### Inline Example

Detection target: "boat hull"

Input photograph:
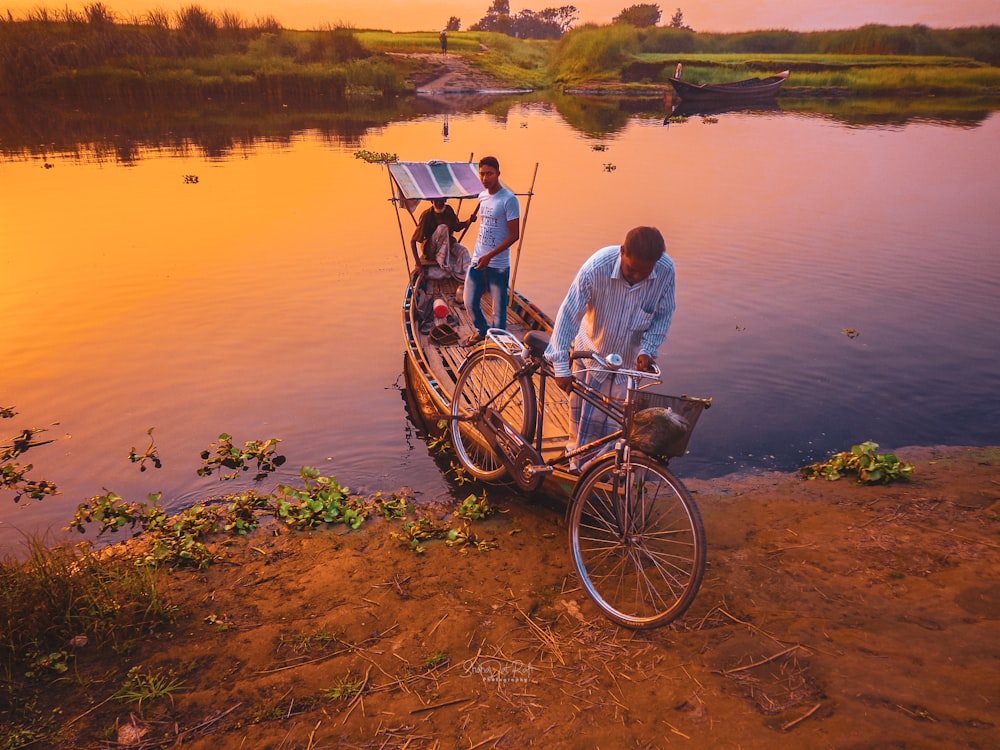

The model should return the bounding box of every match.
[401,270,580,501]
[669,71,789,103]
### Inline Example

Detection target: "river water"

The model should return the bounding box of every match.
[2,95,998,553]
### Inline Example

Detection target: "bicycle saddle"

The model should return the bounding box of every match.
[523,330,551,357]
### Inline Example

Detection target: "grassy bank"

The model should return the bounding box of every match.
[2,9,999,101]
[627,54,1000,96]
[549,24,1000,94]
[0,10,408,100]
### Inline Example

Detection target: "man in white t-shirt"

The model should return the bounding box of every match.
[462,156,520,345]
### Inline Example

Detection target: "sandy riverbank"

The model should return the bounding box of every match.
[17,444,1000,749]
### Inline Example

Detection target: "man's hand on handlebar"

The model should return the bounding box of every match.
[555,375,574,393]
[637,353,656,372]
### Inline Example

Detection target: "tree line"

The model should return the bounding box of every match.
[452,2,686,39]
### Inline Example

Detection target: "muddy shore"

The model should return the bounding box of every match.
[20,444,999,749]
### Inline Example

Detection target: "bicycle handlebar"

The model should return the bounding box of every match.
[483,328,662,385]
[569,349,661,382]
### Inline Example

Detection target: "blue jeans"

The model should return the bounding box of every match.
[464,265,510,337]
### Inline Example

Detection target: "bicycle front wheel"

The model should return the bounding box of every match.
[569,454,706,629]
[449,347,536,482]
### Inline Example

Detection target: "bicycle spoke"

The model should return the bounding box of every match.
[450,348,535,482]
[569,456,706,628]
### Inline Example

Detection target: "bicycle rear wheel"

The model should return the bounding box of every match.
[450,347,536,482]
[569,454,706,628]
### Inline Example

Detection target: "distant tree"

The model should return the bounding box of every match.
[613,3,661,28]
[669,7,691,30]
[470,0,512,34]
[521,5,578,38]
[470,2,577,39]
[446,16,461,31]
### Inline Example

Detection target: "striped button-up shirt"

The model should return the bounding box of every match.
[545,245,676,378]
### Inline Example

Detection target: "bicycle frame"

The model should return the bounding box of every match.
[482,328,661,477]
[453,329,709,628]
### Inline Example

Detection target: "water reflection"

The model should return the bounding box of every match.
[1,94,998,556]
[4,93,997,165]
[778,96,998,128]
[670,99,783,119]
[0,95,529,163]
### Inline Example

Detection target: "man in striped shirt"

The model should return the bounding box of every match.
[544,226,676,462]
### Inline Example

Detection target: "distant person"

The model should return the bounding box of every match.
[411,198,472,281]
[463,156,520,345]
[545,226,676,457]
[440,29,448,54]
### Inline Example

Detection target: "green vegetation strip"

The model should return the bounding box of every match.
[801,441,914,484]
[3,13,997,98]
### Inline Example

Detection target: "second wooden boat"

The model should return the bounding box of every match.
[669,67,789,103]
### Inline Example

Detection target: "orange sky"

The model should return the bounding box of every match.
[4,0,998,32]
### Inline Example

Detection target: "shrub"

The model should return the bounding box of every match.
[176,4,217,38]
[551,24,639,83]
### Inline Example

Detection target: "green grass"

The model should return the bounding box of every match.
[114,665,186,713]
[648,58,1000,96]
[635,52,986,68]
[550,24,639,84]
[0,538,177,742]
[472,34,553,89]
[623,53,1000,95]
[0,539,176,665]
[788,64,1000,94]
[356,30,484,54]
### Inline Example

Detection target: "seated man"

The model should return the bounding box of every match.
[411,198,474,281]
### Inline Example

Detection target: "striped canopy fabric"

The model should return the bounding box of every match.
[388,161,483,201]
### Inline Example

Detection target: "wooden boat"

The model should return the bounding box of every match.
[669,67,789,103]
[386,160,578,498]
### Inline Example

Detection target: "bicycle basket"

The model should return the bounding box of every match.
[627,391,710,459]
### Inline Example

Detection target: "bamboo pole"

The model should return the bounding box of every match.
[386,163,412,276]
[457,152,477,246]
[510,162,539,297]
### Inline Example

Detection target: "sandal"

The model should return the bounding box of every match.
[464,332,484,347]
[430,323,459,346]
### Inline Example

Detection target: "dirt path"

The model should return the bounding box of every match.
[397,52,531,94]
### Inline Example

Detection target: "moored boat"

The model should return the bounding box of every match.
[669,67,789,103]
[386,160,579,498]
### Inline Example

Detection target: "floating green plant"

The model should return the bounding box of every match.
[801,441,914,484]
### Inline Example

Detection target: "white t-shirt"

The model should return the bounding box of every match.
[472,186,520,269]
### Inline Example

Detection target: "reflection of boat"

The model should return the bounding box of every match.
[669,98,783,119]
[386,160,576,498]
[669,69,789,103]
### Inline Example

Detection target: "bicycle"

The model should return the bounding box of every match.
[449,327,711,629]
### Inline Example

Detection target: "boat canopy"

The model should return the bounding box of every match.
[388,161,483,201]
